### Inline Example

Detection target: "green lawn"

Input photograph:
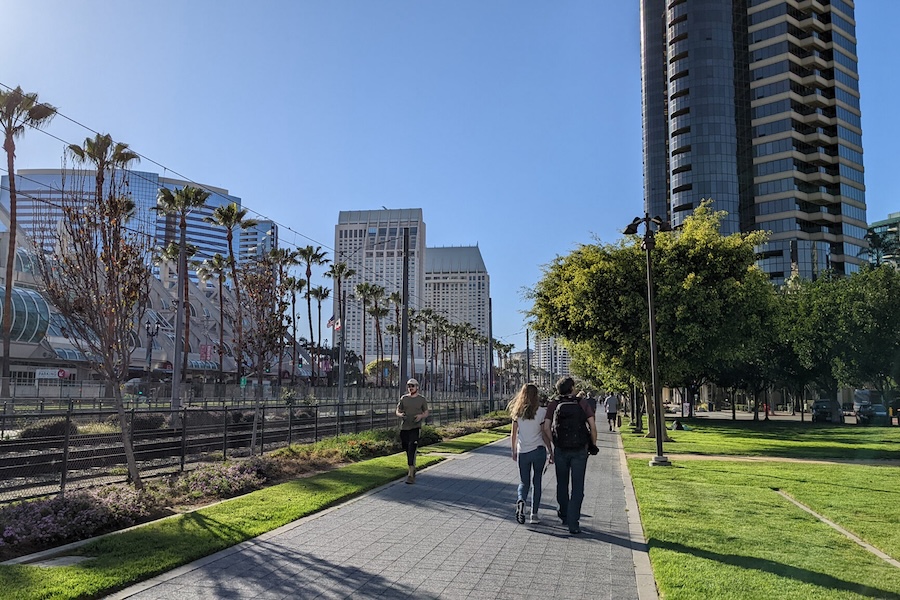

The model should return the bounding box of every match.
[623,419,900,600]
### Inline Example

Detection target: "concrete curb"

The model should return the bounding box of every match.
[616,433,659,600]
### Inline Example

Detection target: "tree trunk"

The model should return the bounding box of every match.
[112,386,143,489]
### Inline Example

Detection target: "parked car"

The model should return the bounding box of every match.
[855,400,874,425]
[812,399,844,423]
[870,404,890,425]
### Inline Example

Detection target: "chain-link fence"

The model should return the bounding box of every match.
[0,394,501,505]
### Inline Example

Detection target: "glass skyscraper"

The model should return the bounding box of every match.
[640,0,866,282]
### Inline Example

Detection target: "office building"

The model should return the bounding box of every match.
[424,245,491,374]
[867,213,900,267]
[1,169,242,263]
[239,221,278,262]
[333,209,426,364]
[531,335,571,382]
[640,0,867,281]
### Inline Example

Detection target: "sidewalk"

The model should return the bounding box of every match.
[107,429,657,600]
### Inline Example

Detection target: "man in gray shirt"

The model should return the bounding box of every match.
[604,393,619,431]
[396,378,429,484]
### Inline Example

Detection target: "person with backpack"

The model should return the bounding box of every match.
[509,383,553,524]
[542,376,598,534]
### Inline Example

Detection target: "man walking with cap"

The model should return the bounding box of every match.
[397,378,429,484]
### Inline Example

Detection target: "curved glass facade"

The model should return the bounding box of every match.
[640,0,867,283]
[0,287,51,343]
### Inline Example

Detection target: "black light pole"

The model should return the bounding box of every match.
[625,213,671,467]
[145,320,160,384]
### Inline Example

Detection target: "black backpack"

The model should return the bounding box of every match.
[551,398,589,449]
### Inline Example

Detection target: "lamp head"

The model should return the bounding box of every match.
[624,217,641,235]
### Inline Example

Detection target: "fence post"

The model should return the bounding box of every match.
[260,404,266,454]
[60,399,74,496]
[314,404,319,442]
[180,406,188,472]
[222,403,228,461]
[370,396,374,430]
[1,402,6,440]
[287,404,293,447]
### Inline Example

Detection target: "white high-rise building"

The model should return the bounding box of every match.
[424,245,490,370]
[531,335,571,383]
[333,209,426,365]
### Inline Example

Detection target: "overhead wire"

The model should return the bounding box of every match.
[0,82,514,346]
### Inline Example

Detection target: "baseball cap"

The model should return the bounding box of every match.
[407,378,419,386]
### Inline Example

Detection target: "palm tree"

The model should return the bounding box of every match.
[196,254,230,389]
[156,186,210,386]
[69,133,140,203]
[859,231,900,267]
[324,262,355,380]
[369,305,389,386]
[284,276,306,385]
[388,291,402,386]
[295,245,329,364]
[155,241,199,381]
[0,87,56,398]
[355,282,381,382]
[204,203,258,379]
[309,285,331,381]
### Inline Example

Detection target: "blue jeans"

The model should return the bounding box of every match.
[554,446,588,531]
[517,446,547,513]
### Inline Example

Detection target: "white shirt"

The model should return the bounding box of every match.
[515,406,547,454]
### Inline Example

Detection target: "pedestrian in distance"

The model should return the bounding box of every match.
[543,376,598,534]
[604,392,620,432]
[509,383,553,525]
[396,378,429,484]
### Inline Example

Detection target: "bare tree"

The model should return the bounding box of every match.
[35,142,152,488]
[240,253,291,453]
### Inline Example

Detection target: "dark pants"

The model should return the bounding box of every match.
[400,428,420,466]
[554,446,588,532]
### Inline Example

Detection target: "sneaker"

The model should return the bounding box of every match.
[529,513,541,524]
[569,527,582,535]
[609,425,613,431]
[557,509,567,524]
[516,500,526,524]
[405,475,415,484]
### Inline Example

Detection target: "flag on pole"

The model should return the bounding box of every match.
[327,315,336,328]
[334,318,342,331]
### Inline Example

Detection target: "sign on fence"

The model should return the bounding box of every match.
[35,368,67,380]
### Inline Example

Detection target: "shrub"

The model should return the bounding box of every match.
[131,413,166,431]
[418,425,442,446]
[19,418,77,439]
[0,486,158,559]
[172,459,267,500]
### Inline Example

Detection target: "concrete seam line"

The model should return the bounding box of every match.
[775,489,900,569]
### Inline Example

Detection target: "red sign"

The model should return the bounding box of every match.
[57,369,68,378]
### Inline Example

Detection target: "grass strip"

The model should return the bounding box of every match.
[418,430,506,454]
[0,452,445,600]
[630,459,900,600]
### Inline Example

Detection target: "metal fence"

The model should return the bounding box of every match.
[0,394,503,505]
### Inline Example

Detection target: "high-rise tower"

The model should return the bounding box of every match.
[640,0,866,281]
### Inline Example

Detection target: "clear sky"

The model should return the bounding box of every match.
[2,1,897,354]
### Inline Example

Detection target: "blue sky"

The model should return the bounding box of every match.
[2,1,897,354]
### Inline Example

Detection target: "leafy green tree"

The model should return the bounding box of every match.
[0,86,56,398]
[833,265,900,402]
[530,202,768,435]
[858,230,900,267]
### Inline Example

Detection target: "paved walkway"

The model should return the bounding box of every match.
[107,429,657,600]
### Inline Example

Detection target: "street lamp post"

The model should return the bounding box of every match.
[145,319,160,387]
[625,213,672,467]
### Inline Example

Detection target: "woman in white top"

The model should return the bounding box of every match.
[509,383,553,524]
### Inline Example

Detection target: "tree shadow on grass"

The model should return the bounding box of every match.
[653,539,900,599]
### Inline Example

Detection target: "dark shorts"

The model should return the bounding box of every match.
[607,412,617,420]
